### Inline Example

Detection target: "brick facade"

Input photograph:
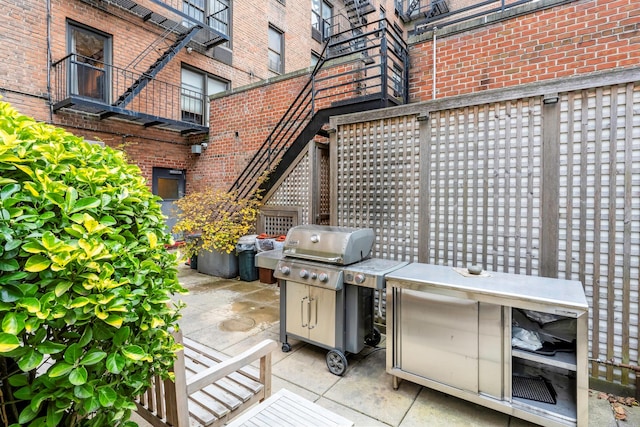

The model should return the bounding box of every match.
[0,0,335,189]
[409,0,640,101]
[2,0,637,193]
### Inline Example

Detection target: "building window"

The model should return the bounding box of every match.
[311,51,321,68]
[183,0,230,36]
[268,25,284,74]
[311,0,333,41]
[67,23,111,102]
[181,67,229,126]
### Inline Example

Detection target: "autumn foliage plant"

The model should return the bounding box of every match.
[172,188,262,256]
[0,100,186,426]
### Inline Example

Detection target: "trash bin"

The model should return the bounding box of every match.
[237,234,258,281]
[186,233,201,270]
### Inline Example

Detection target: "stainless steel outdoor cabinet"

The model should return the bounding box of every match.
[385,263,588,427]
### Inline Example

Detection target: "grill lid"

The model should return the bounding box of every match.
[282,225,374,265]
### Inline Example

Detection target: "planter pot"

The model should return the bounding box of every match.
[197,249,239,278]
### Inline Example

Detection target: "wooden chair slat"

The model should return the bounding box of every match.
[135,332,277,427]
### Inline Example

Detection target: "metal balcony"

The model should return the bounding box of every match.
[51,54,209,135]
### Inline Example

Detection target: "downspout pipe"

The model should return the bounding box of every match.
[47,0,53,122]
[432,26,437,100]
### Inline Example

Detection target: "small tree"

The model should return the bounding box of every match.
[0,100,186,426]
[173,189,262,256]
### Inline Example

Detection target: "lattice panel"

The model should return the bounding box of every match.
[318,145,330,225]
[425,100,543,275]
[336,117,421,261]
[559,83,640,387]
[265,153,310,224]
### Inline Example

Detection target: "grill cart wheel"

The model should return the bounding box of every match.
[365,327,381,347]
[326,349,348,376]
[282,342,291,352]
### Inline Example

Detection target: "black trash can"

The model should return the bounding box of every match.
[237,235,258,281]
[185,233,201,270]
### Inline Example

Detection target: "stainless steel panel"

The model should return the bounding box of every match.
[282,225,374,265]
[255,249,283,269]
[478,303,504,398]
[398,289,479,393]
[308,286,337,347]
[386,263,588,313]
[284,281,336,348]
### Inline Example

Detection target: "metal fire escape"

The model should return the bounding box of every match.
[230,6,409,201]
[51,0,229,134]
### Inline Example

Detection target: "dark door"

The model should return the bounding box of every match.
[152,167,186,240]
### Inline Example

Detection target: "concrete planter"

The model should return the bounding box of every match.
[197,249,238,278]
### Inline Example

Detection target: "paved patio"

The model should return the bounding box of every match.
[132,262,639,426]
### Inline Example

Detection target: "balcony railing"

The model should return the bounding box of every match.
[395,0,544,33]
[94,0,229,48]
[51,53,208,134]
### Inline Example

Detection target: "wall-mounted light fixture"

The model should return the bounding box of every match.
[191,142,208,154]
[543,93,559,105]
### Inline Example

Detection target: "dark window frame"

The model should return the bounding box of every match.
[268,25,284,74]
[180,64,230,126]
[66,21,112,103]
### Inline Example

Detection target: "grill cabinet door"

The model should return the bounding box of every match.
[285,281,310,338]
[308,286,336,347]
[284,281,336,348]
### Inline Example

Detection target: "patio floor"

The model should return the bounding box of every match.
[132,262,639,426]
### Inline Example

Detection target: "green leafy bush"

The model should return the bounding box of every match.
[0,100,186,426]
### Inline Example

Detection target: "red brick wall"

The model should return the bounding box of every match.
[197,57,374,192]
[196,73,310,192]
[409,0,640,101]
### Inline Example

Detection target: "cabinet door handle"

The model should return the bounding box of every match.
[308,297,317,329]
[300,296,308,327]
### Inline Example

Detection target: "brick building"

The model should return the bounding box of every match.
[1,0,639,398]
[0,0,399,229]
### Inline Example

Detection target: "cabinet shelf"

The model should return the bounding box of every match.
[512,358,577,423]
[512,348,577,371]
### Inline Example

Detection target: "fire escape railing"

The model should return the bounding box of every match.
[229,17,408,201]
[51,54,207,132]
[397,0,544,33]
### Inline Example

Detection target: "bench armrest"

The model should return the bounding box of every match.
[186,339,278,395]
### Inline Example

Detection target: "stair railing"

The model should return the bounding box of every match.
[229,17,408,201]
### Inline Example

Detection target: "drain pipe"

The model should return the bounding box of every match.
[46,0,53,122]
[432,26,437,100]
[590,358,640,399]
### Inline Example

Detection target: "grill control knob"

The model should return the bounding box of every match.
[280,265,291,275]
[354,273,366,284]
[318,272,329,283]
[310,234,320,243]
[299,269,309,279]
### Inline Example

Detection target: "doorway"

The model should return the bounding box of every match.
[152,167,186,240]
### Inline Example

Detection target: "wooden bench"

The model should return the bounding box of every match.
[135,331,278,427]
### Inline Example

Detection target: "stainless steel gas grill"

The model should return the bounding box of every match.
[273,225,407,376]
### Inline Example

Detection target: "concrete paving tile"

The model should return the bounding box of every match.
[324,346,420,426]
[317,397,390,427]
[272,344,342,395]
[272,377,321,402]
[587,391,623,427]
[399,387,509,427]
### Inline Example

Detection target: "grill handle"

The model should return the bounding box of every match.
[308,297,317,330]
[283,251,343,264]
[300,296,309,328]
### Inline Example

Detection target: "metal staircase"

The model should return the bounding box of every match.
[229,16,408,201]
[344,0,376,26]
[112,25,202,109]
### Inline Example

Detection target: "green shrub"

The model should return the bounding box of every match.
[0,100,186,426]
